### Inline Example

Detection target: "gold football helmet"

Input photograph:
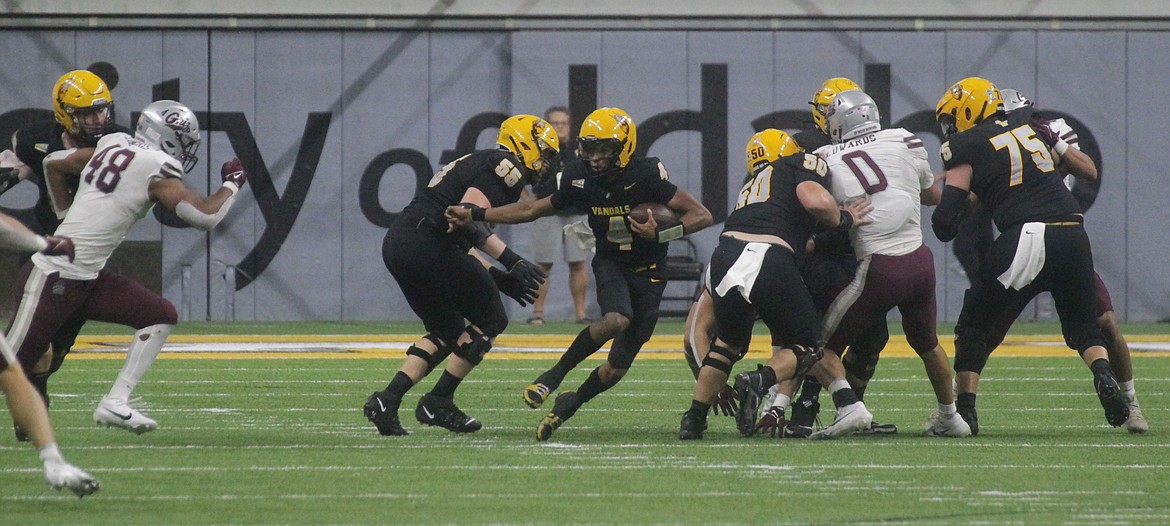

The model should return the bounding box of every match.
[577,107,636,177]
[498,114,560,184]
[810,77,860,134]
[936,77,1002,138]
[744,128,802,175]
[53,70,115,144]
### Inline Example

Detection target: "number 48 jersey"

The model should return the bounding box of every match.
[33,132,181,280]
[815,128,934,259]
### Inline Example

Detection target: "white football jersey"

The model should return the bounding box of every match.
[814,128,934,259]
[33,132,182,280]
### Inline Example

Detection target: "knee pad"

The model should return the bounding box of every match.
[453,325,492,366]
[702,342,741,375]
[842,350,878,383]
[790,344,824,379]
[953,326,992,375]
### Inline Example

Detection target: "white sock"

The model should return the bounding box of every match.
[38,443,63,464]
[106,324,173,402]
[938,402,957,416]
[771,394,792,410]
[828,379,850,394]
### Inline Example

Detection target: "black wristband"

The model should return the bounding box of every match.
[497,247,523,269]
[838,209,854,230]
[459,202,487,221]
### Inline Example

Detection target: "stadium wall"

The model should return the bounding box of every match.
[0,23,1166,322]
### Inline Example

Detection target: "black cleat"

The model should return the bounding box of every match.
[415,394,482,433]
[364,391,408,436]
[857,421,898,435]
[790,396,821,429]
[537,391,577,441]
[1094,370,1130,428]
[678,411,707,440]
[733,367,769,437]
[956,404,979,437]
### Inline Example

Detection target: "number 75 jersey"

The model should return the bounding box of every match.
[34,132,181,280]
[815,128,934,259]
[938,110,1081,232]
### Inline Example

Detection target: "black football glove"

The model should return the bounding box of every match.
[712,383,739,417]
[0,167,19,195]
[507,258,547,291]
[490,267,539,306]
[41,235,75,262]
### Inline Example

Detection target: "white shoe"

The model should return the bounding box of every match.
[809,402,872,440]
[1125,398,1149,434]
[94,398,157,434]
[923,409,972,437]
[44,460,100,497]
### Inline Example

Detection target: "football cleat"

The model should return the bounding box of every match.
[956,403,979,436]
[857,421,898,435]
[809,402,872,440]
[678,411,707,440]
[732,366,769,437]
[537,391,577,441]
[790,395,821,429]
[1093,369,1129,427]
[44,459,100,498]
[1124,396,1149,434]
[363,391,408,436]
[93,398,157,434]
[523,382,552,409]
[415,394,482,433]
[923,409,972,438]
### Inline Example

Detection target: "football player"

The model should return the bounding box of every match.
[676,126,869,440]
[0,213,98,497]
[812,89,969,438]
[446,107,714,441]
[0,70,133,437]
[932,77,1126,435]
[363,114,554,436]
[6,100,249,435]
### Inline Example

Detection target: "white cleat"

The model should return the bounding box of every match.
[809,402,872,440]
[1125,398,1149,434]
[94,398,157,434]
[44,460,100,497]
[923,409,972,437]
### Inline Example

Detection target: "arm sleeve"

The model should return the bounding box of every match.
[931,185,970,242]
[175,194,237,231]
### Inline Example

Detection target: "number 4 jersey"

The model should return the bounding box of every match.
[815,128,934,259]
[33,132,182,280]
[939,110,1081,232]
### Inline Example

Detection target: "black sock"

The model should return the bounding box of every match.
[28,372,51,407]
[831,387,860,408]
[384,371,414,398]
[854,384,868,402]
[797,376,822,401]
[544,328,604,389]
[575,367,612,406]
[1089,358,1112,377]
[688,400,711,417]
[428,371,463,399]
[956,392,977,410]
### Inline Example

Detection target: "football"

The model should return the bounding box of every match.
[628,202,680,228]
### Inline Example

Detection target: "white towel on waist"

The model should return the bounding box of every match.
[714,242,770,302]
[997,222,1046,290]
[563,220,596,252]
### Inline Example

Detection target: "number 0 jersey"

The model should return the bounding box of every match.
[550,157,677,267]
[33,132,181,280]
[395,149,527,232]
[815,128,934,259]
[941,110,1082,232]
[723,152,826,251]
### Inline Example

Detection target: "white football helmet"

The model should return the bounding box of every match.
[826,89,881,144]
[135,100,201,172]
[999,88,1034,112]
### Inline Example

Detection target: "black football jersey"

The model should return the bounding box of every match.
[13,119,132,233]
[723,152,827,251]
[941,111,1082,232]
[550,157,678,266]
[396,149,527,231]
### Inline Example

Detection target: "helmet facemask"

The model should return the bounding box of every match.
[577,137,624,178]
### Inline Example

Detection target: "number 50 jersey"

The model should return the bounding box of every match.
[33,132,182,280]
[939,110,1082,232]
[815,128,934,259]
